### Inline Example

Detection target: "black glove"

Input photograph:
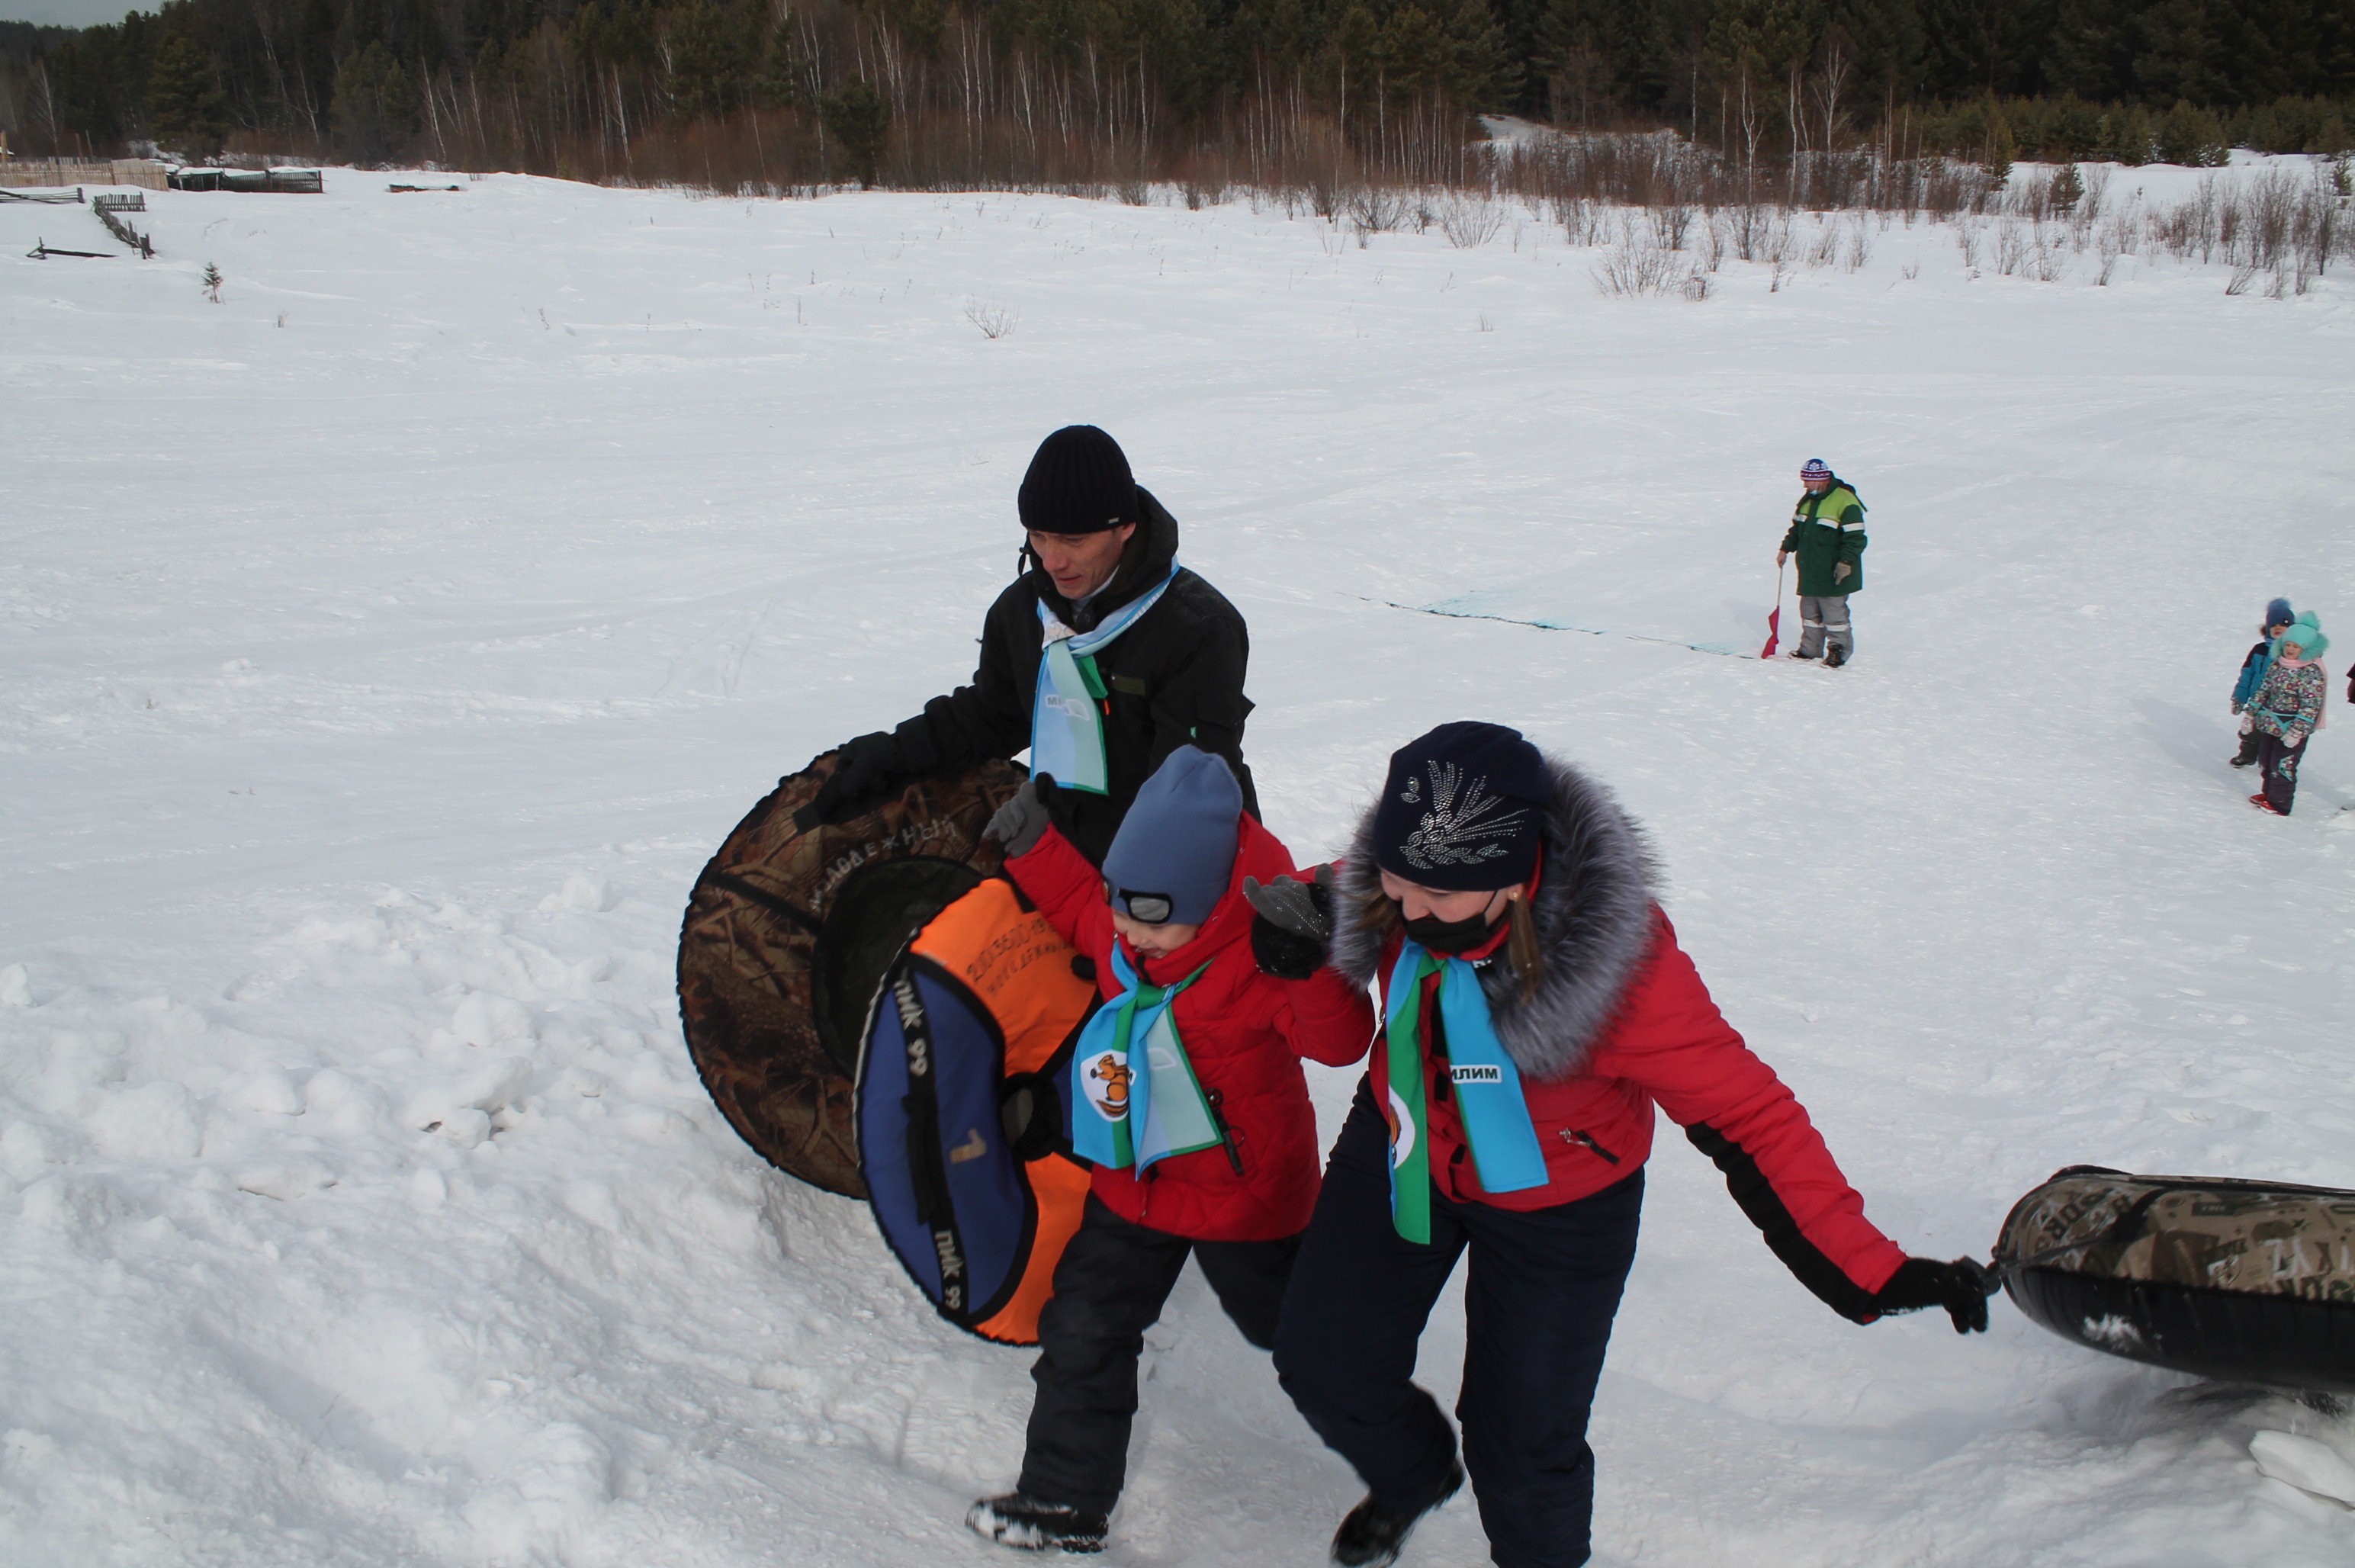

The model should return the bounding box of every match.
[1871,1256,1996,1334]
[984,777,1058,859]
[1243,864,1336,981]
[794,731,902,831]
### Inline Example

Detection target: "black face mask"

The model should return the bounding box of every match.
[1401,901,1510,956]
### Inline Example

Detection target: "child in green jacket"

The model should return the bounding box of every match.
[1777,459,1868,667]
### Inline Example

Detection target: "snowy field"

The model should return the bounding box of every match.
[3,160,2353,1567]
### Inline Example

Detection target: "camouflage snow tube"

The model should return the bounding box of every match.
[676,753,1028,1197]
[1994,1166,2355,1393]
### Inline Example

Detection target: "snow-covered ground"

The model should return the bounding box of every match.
[3,162,2352,1566]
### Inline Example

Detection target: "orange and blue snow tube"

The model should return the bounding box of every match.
[856,876,1097,1345]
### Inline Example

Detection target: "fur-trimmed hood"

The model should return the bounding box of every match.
[1329,754,1658,1083]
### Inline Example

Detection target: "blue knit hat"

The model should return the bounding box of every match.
[1371,722,1552,892]
[2264,597,2295,633]
[2279,611,2328,660]
[1100,747,1242,926]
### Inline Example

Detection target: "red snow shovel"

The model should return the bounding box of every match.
[1760,562,1785,658]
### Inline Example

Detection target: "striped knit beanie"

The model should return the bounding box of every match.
[1801,458,1833,484]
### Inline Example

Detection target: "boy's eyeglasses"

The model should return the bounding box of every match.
[1116,889,1175,924]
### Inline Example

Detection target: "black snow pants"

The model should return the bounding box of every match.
[1017,1193,1300,1515]
[1273,1081,1644,1568]
[2256,731,2306,813]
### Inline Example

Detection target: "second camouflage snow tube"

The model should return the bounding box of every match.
[676,752,1028,1197]
[1994,1165,2355,1393]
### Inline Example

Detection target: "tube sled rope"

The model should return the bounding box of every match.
[857,878,1097,1345]
[676,753,1028,1197]
[1994,1166,2355,1393]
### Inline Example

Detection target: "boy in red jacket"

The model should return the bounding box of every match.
[966,747,1373,1554]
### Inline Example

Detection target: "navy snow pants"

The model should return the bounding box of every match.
[2255,731,2305,814]
[1017,1193,1300,1514]
[1274,1081,1643,1568]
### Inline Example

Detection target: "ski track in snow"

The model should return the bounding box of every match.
[3,162,2353,1566]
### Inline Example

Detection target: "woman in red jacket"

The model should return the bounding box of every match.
[969,746,1373,1554]
[1264,722,1990,1568]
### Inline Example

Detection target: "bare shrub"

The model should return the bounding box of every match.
[1436,193,1506,249]
[962,297,1018,338]
[1725,202,1771,262]
[2079,165,2111,223]
[1555,195,1605,246]
[1698,215,1726,272]
[1845,218,1871,272]
[1993,218,2029,276]
[1592,227,1683,297]
[1646,202,1694,251]
[1955,219,1981,272]
[1807,222,1841,268]
[2225,265,2257,295]
[1348,185,1408,239]
[2029,227,2069,282]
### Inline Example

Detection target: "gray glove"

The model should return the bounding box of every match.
[984,777,1054,859]
[1243,865,1336,980]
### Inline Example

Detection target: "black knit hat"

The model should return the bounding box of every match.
[1371,722,1550,891]
[1018,426,1139,535]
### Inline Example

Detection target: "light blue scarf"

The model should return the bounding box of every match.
[1070,943,1219,1172]
[1030,565,1180,793]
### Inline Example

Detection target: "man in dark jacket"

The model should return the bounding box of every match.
[800,426,1256,866]
[1777,458,1868,667]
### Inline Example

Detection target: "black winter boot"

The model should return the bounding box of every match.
[1824,644,1849,668]
[967,1493,1110,1554]
[1329,1461,1463,1567]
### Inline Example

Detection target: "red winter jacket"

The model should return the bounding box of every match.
[1006,815,1374,1242]
[1330,762,1909,1322]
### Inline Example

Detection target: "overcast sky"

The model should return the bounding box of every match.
[6,0,145,30]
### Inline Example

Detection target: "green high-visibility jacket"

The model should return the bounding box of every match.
[1780,482,1867,596]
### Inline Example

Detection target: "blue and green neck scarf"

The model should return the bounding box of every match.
[1071,943,1219,1172]
[1381,940,1549,1242]
[1031,565,1179,795]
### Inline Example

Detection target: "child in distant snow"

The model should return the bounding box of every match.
[2230,597,2295,768]
[2245,612,2328,817]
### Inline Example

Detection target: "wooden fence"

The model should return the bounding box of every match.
[0,159,169,191]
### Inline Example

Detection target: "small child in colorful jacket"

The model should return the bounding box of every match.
[2247,612,2329,816]
[2230,596,2295,768]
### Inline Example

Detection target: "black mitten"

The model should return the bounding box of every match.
[1871,1256,1996,1334]
[795,731,903,831]
[1243,865,1336,981]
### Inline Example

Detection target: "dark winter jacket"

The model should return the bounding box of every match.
[1328,758,1909,1322]
[1006,815,1373,1242]
[2231,638,2277,711]
[877,490,1255,866]
[1779,481,1868,597]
